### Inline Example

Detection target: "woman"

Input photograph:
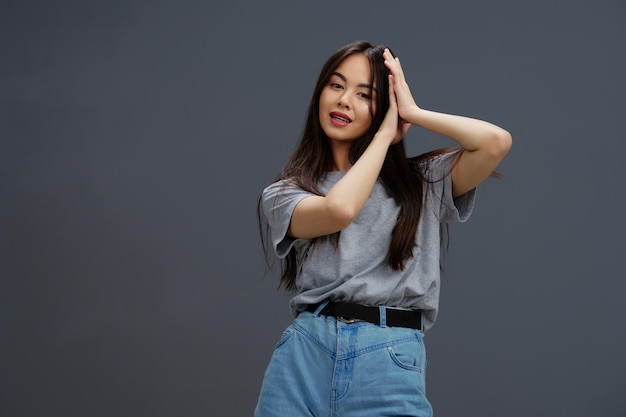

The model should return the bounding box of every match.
[255,40,511,417]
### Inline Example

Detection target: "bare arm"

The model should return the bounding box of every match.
[383,49,512,197]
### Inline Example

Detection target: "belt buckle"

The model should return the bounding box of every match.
[338,316,357,324]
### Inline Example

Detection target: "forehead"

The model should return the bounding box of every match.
[332,54,372,84]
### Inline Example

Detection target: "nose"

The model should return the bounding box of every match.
[338,92,351,110]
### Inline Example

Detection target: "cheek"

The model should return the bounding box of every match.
[319,91,333,112]
[359,103,374,125]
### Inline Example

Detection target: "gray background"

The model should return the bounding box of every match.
[1,1,625,416]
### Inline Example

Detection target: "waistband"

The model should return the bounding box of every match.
[305,300,424,331]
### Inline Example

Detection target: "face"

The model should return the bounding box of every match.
[318,53,376,145]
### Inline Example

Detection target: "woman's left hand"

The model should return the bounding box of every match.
[383,48,512,197]
[383,48,419,123]
[378,74,411,144]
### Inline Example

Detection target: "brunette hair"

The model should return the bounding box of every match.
[258,41,454,291]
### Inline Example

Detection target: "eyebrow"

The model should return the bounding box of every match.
[331,71,377,92]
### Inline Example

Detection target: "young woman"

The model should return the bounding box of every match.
[255,41,511,417]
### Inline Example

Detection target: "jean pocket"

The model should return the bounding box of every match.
[387,339,424,372]
[275,326,296,349]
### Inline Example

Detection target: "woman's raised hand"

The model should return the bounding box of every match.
[383,48,419,122]
[378,74,410,144]
[383,49,512,198]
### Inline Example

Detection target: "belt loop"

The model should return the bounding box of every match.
[378,306,387,328]
[420,311,424,332]
[313,300,330,317]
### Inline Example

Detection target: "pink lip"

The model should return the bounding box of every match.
[330,111,352,126]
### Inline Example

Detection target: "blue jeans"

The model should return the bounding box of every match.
[254,307,433,417]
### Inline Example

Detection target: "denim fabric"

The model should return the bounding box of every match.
[254,311,432,417]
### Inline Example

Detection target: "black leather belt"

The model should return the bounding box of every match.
[305,301,423,330]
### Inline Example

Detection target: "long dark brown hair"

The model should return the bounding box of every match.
[258,41,454,291]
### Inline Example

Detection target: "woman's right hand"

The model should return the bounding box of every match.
[383,48,420,124]
[377,74,410,145]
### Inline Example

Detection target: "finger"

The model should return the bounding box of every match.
[389,74,403,99]
[401,121,411,136]
[387,75,398,108]
[392,57,406,80]
[385,62,405,87]
[383,49,399,71]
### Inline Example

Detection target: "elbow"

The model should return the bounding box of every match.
[326,201,358,231]
[488,128,512,160]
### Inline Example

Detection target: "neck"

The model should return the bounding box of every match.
[329,142,353,171]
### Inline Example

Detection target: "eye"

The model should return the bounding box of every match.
[357,92,371,100]
[330,82,343,89]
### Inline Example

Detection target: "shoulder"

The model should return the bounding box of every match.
[262,178,289,196]
[261,178,316,218]
[262,178,304,197]
[262,178,298,207]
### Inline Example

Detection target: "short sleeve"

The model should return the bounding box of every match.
[423,150,476,223]
[260,180,313,258]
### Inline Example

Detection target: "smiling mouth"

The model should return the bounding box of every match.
[330,112,352,124]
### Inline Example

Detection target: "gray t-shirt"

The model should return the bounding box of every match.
[260,151,475,331]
